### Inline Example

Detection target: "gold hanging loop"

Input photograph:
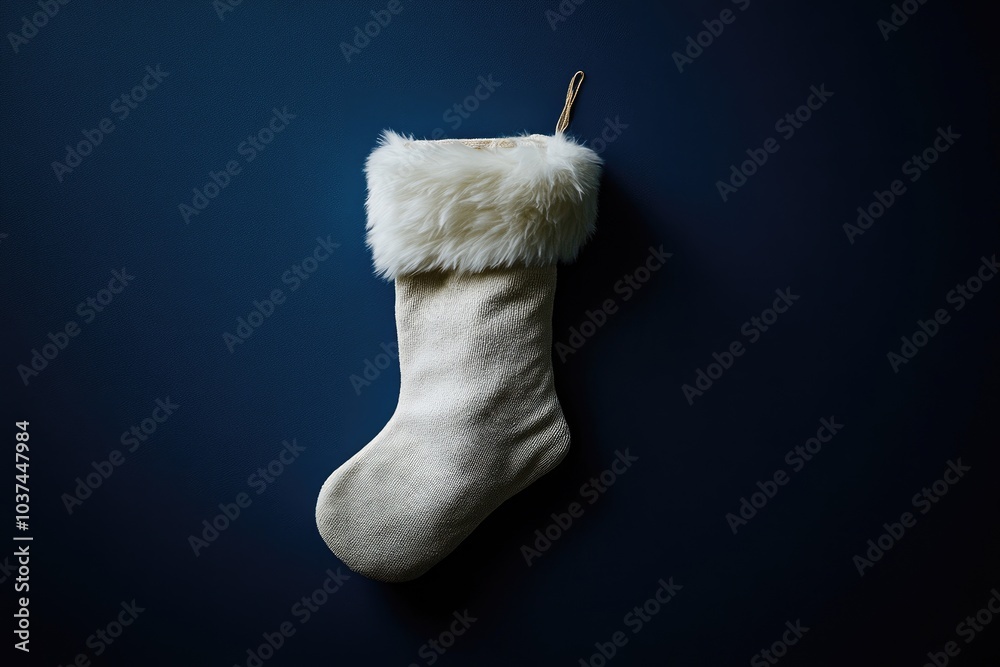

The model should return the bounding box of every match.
[555,70,585,134]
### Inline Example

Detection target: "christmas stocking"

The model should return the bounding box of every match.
[316,73,602,581]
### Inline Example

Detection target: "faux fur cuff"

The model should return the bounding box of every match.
[364,130,602,279]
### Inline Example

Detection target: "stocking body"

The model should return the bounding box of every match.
[317,266,568,581]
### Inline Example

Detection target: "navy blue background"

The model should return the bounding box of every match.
[3,1,998,665]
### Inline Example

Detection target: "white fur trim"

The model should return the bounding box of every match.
[364,130,602,278]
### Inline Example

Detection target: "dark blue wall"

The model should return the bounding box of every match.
[3,1,998,665]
